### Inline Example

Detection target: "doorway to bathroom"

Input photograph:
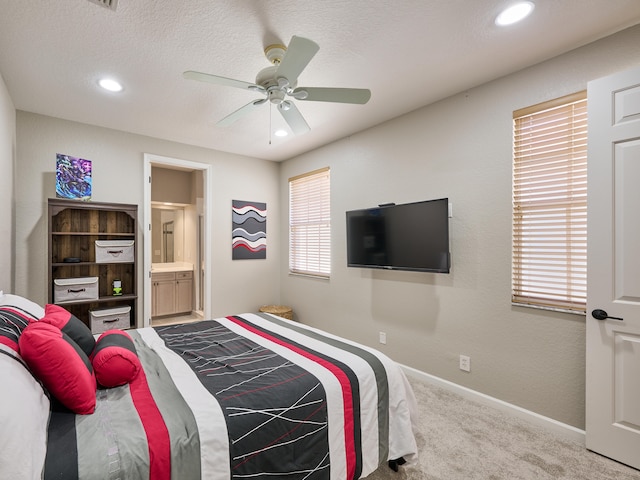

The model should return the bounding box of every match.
[142,154,213,327]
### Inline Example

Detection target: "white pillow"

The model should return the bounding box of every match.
[0,292,45,319]
[0,344,50,479]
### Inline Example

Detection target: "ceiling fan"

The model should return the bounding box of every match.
[183,36,371,135]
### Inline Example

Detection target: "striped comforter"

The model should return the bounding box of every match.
[44,313,419,480]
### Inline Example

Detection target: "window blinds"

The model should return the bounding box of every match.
[289,167,331,277]
[512,92,587,313]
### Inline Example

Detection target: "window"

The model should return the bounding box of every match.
[289,167,331,277]
[512,92,587,314]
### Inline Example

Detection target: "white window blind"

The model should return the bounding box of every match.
[512,91,587,313]
[289,167,331,277]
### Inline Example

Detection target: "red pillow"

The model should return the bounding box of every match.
[91,330,141,388]
[18,322,96,414]
[41,304,96,357]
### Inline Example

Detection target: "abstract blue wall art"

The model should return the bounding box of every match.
[56,153,92,200]
[232,200,266,260]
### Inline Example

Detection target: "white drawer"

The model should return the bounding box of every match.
[176,271,193,280]
[54,277,99,303]
[95,240,135,263]
[89,306,131,334]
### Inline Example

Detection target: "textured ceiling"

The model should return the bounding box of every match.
[1,0,640,161]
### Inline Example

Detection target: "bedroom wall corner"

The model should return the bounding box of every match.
[0,71,16,293]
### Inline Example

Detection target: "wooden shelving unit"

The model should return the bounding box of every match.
[48,198,138,328]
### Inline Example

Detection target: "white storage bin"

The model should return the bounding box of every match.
[54,277,99,303]
[90,306,131,334]
[95,240,135,263]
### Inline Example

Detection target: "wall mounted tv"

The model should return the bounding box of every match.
[346,198,450,273]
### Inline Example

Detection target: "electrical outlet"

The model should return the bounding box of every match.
[379,332,387,345]
[459,355,471,372]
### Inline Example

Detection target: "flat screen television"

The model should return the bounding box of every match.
[346,198,450,273]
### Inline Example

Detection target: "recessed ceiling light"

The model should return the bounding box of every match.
[98,78,123,92]
[495,1,534,26]
[274,129,288,137]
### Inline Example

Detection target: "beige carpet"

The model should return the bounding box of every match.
[151,312,203,327]
[364,376,640,480]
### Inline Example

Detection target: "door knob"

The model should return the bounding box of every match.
[591,309,623,321]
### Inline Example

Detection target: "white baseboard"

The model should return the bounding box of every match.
[400,364,586,445]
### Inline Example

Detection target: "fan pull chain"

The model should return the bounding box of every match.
[269,102,272,145]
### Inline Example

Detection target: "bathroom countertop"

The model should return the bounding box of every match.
[151,263,193,273]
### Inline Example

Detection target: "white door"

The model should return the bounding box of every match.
[586,65,640,470]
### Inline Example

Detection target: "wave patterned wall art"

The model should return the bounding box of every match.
[232,200,266,260]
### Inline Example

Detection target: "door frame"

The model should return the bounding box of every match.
[142,153,213,327]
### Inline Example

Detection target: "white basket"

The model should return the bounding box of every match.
[54,277,99,303]
[95,240,135,263]
[89,305,131,334]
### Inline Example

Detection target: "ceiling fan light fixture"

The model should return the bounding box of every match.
[270,90,286,105]
[495,1,534,26]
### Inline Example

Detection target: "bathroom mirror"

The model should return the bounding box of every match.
[152,206,185,263]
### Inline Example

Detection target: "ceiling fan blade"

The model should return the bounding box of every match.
[183,70,265,94]
[278,101,310,135]
[292,87,371,104]
[275,36,320,84]
[217,98,267,127]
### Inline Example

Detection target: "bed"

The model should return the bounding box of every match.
[0,293,418,480]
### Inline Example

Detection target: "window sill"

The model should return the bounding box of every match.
[512,302,586,317]
[288,272,330,281]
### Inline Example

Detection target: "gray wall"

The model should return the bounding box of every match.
[0,73,15,293]
[14,112,281,320]
[279,25,640,429]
